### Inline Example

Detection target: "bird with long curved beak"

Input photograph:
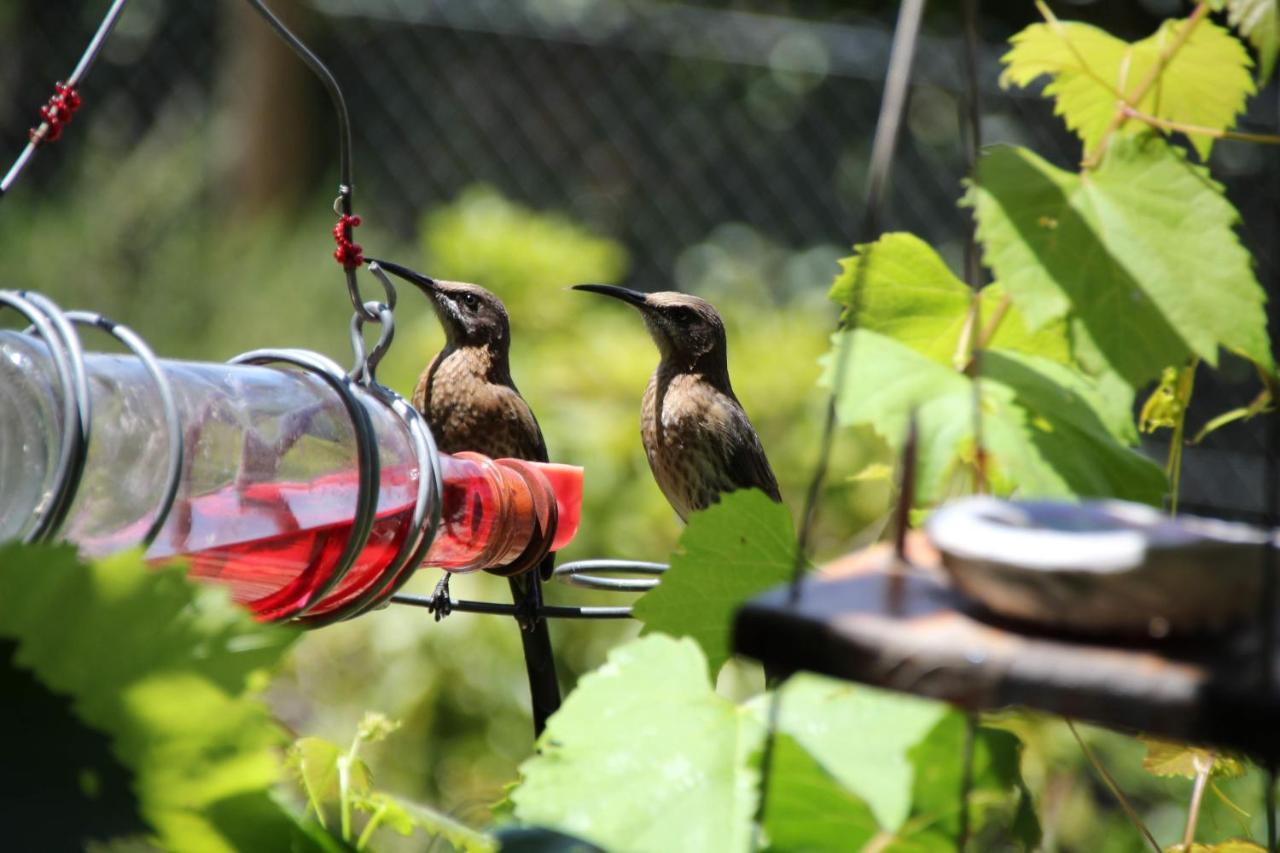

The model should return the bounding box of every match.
[573,284,780,521]
[374,259,561,735]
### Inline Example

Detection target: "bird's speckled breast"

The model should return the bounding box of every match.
[415,347,545,461]
[642,369,745,521]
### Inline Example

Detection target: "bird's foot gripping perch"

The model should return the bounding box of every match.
[511,573,547,633]
[426,573,453,622]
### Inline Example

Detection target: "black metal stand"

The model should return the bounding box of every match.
[388,558,665,736]
[511,574,560,737]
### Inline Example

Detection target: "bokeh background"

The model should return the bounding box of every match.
[3,1,1279,850]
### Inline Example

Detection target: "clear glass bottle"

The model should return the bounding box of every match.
[0,330,582,621]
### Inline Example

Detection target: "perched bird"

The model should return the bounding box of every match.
[573,285,780,520]
[374,260,560,734]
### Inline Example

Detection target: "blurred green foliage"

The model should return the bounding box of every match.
[0,122,886,827]
[2,102,1272,850]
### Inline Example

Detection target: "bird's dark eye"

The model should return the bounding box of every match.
[672,306,697,323]
[460,293,479,310]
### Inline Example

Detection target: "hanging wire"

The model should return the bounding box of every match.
[954,2,984,845]
[956,711,978,852]
[240,0,375,322]
[959,0,988,495]
[1263,77,1280,853]
[755,1,928,842]
[0,0,131,194]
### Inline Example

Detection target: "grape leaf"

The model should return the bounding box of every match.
[631,489,798,677]
[762,733,880,852]
[823,330,1166,503]
[510,635,763,853]
[1001,15,1255,160]
[1227,0,1280,82]
[890,714,1040,851]
[828,232,1070,367]
[1140,737,1245,779]
[746,675,946,831]
[286,737,373,818]
[0,545,329,852]
[353,792,498,852]
[965,140,1273,387]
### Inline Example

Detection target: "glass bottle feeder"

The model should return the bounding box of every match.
[0,291,583,626]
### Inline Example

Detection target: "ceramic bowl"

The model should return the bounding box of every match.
[924,497,1272,637]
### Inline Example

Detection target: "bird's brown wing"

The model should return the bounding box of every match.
[488,381,549,463]
[726,408,781,503]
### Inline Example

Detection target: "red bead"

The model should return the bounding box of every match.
[331,212,365,268]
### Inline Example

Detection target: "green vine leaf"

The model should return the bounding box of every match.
[762,733,880,852]
[1168,841,1267,852]
[1140,737,1245,780]
[631,490,798,677]
[1001,13,1256,160]
[286,737,372,822]
[823,330,1167,504]
[966,140,1273,388]
[0,545,334,852]
[510,635,763,853]
[746,675,947,831]
[895,714,1040,851]
[1227,0,1280,82]
[352,792,497,852]
[828,232,1070,367]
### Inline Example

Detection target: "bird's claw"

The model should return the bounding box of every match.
[428,574,453,622]
[514,576,545,633]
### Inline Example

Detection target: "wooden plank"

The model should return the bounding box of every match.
[733,533,1280,760]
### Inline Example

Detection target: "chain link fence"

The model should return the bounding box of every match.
[3,0,1279,520]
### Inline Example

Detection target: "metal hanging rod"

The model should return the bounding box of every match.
[1,0,131,194]
[389,593,635,620]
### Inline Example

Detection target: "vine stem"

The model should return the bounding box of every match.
[1081,1,1211,168]
[1066,719,1162,853]
[1120,105,1280,145]
[975,293,1012,350]
[356,802,388,850]
[1166,359,1198,516]
[1181,751,1214,850]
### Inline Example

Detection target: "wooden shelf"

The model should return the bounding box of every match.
[733,533,1280,761]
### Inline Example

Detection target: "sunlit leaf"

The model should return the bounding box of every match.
[762,733,880,852]
[1140,737,1246,779]
[824,330,1166,504]
[353,792,497,852]
[828,232,1070,367]
[891,714,1040,851]
[286,737,372,818]
[0,545,330,852]
[511,635,763,853]
[746,675,945,831]
[632,490,799,676]
[1227,0,1280,82]
[1167,841,1266,852]
[966,140,1273,387]
[1001,14,1255,159]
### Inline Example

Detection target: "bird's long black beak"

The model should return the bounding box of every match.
[370,258,437,294]
[572,283,649,307]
